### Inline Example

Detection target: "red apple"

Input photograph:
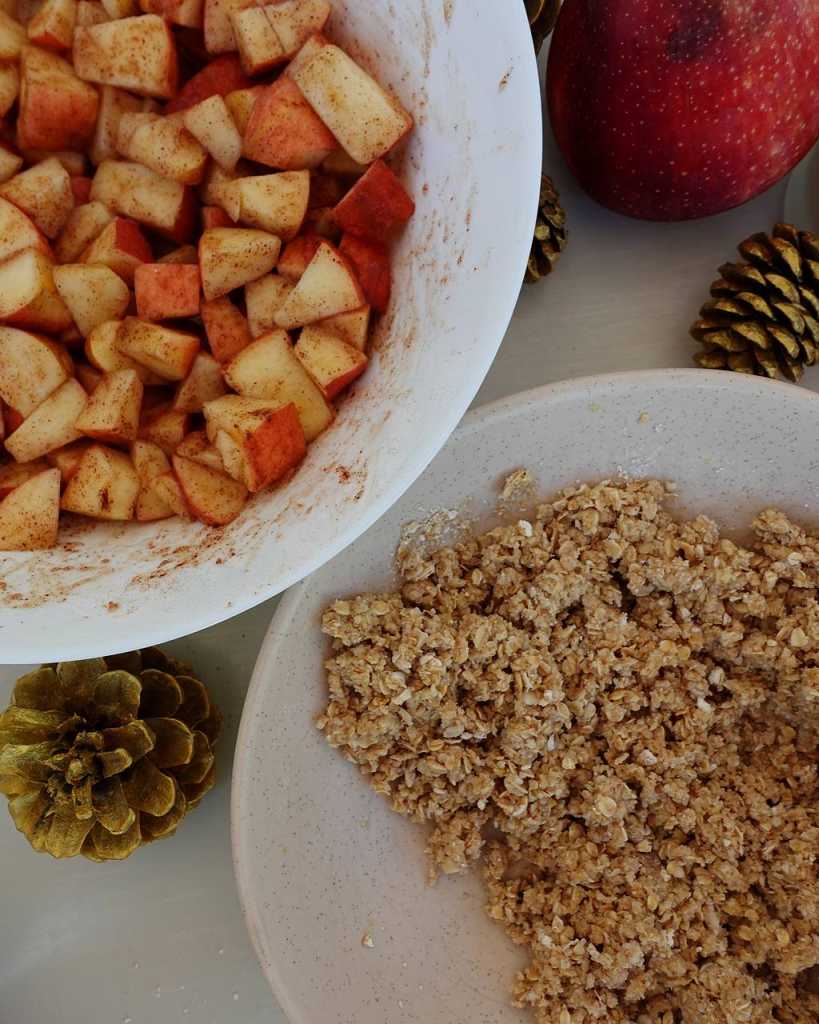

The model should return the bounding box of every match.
[547,0,819,221]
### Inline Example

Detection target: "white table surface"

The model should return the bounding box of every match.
[1,71,816,1024]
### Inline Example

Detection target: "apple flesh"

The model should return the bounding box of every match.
[0,467,61,549]
[547,0,819,221]
[4,378,86,462]
[201,294,252,361]
[61,443,140,520]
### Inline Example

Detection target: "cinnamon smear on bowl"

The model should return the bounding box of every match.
[318,479,819,1023]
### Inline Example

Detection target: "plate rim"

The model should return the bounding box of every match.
[231,366,819,1019]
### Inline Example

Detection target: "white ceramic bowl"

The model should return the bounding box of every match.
[233,370,819,1024]
[0,0,541,662]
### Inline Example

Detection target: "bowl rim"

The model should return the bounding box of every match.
[230,366,819,1020]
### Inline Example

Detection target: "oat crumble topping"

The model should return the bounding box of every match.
[318,480,819,1023]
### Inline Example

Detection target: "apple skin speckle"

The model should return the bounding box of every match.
[546,0,819,221]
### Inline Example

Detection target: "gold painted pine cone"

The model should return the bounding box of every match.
[691,223,819,382]
[525,0,561,53]
[526,174,567,283]
[0,648,221,861]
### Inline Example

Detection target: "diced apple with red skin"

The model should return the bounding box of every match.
[0,250,72,332]
[338,234,391,313]
[117,317,200,381]
[158,244,198,265]
[131,437,174,520]
[102,0,138,18]
[19,148,89,177]
[201,204,234,230]
[182,95,241,172]
[0,326,72,415]
[61,443,139,520]
[173,351,225,412]
[0,157,73,238]
[91,160,197,243]
[223,329,333,441]
[201,295,251,362]
[293,44,413,165]
[47,438,92,482]
[0,10,27,58]
[0,60,18,117]
[0,143,23,185]
[18,45,99,151]
[75,362,102,393]
[294,323,368,399]
[199,226,280,300]
[140,0,203,29]
[242,77,337,171]
[199,161,243,221]
[320,305,370,350]
[275,240,363,329]
[224,84,261,133]
[0,467,61,549]
[165,53,248,113]
[230,5,283,76]
[172,453,246,525]
[138,403,188,452]
[203,393,306,491]
[53,263,130,336]
[56,201,113,263]
[175,429,224,471]
[27,0,76,51]
[276,233,321,282]
[203,0,257,55]
[116,112,207,186]
[135,263,200,320]
[75,367,142,444]
[4,379,86,462]
[85,320,165,385]
[71,176,93,204]
[333,159,415,243]
[245,273,293,338]
[265,0,329,58]
[0,195,50,265]
[74,15,178,99]
[234,170,308,241]
[81,218,152,285]
[91,85,141,166]
[0,457,50,498]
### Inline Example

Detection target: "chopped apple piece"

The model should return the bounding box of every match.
[234,170,308,241]
[274,240,363,329]
[53,263,130,336]
[264,0,329,59]
[158,244,198,265]
[242,76,337,170]
[230,5,283,75]
[203,393,306,491]
[319,304,370,350]
[293,44,413,165]
[173,351,225,412]
[282,30,329,80]
[152,469,190,517]
[4,379,86,462]
[172,453,246,525]
[199,226,280,300]
[75,367,142,443]
[338,234,391,312]
[223,329,332,440]
[0,156,73,238]
[81,217,151,284]
[0,467,61,549]
[199,160,243,220]
[131,438,172,519]
[75,362,102,393]
[135,263,200,320]
[61,443,139,519]
[138,403,188,452]
[165,52,248,113]
[55,201,113,262]
[0,9,27,58]
[90,84,141,166]
[117,317,200,381]
[201,294,251,362]
[47,439,92,482]
[71,175,93,204]
[73,15,178,98]
[85,320,165,386]
[116,111,207,185]
[0,195,50,263]
[334,159,414,243]
[91,160,197,242]
[0,59,18,116]
[203,0,254,54]
[18,44,100,151]
[223,84,261,133]
[140,0,203,29]
[0,457,50,497]
[0,327,71,415]
[0,249,72,332]
[175,429,223,469]
[0,143,22,185]
[27,0,76,51]
[182,94,241,171]
[202,204,234,230]
[245,273,293,337]
[76,0,108,25]
[276,232,321,282]
[294,323,367,399]
[101,0,137,17]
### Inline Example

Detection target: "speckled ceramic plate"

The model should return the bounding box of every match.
[233,370,819,1024]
